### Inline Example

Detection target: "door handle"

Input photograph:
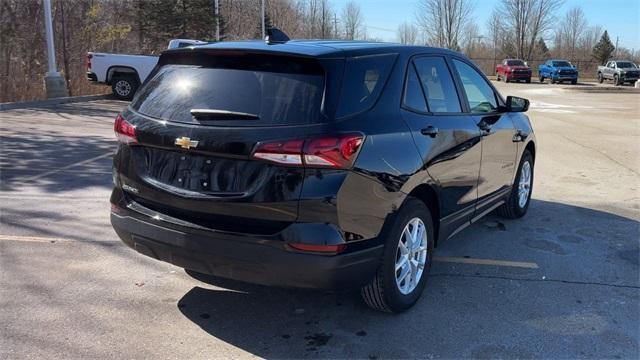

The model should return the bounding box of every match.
[513,129,529,142]
[477,120,491,132]
[421,126,439,138]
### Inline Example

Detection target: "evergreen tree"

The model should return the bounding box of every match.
[592,30,615,65]
[535,37,549,59]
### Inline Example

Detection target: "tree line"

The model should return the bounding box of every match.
[1,0,637,103]
[400,0,637,75]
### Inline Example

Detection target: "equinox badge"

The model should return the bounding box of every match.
[175,137,199,149]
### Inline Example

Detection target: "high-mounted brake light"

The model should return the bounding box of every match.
[251,134,363,169]
[114,114,138,144]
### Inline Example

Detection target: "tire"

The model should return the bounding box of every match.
[551,78,556,84]
[525,77,531,83]
[497,150,534,219]
[597,73,603,83]
[571,79,577,85]
[614,74,620,86]
[504,76,510,83]
[111,75,139,100]
[361,197,434,313]
[539,76,545,83]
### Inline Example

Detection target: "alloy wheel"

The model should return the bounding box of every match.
[115,80,132,97]
[395,217,428,295]
[518,161,532,208]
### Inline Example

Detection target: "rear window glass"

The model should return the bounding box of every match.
[336,54,397,118]
[131,64,324,126]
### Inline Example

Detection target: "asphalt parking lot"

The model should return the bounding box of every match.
[1,81,638,359]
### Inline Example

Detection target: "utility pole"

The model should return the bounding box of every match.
[43,0,68,98]
[261,0,265,39]
[615,36,619,59]
[214,0,220,41]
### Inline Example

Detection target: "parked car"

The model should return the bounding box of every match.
[538,59,578,84]
[110,40,536,313]
[597,60,640,86]
[496,59,532,83]
[86,39,206,100]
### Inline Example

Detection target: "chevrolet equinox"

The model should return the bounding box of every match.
[110,40,536,313]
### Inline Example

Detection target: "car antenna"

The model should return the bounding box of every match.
[265,27,290,45]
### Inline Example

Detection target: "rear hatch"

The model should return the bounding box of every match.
[116,50,343,234]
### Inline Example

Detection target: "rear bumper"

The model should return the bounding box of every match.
[110,207,383,290]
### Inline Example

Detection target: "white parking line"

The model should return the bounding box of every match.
[22,152,113,181]
[434,256,539,269]
[0,234,73,243]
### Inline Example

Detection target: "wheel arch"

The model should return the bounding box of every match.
[107,66,140,85]
[405,184,441,246]
[524,140,536,163]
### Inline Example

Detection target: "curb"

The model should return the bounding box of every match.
[0,94,114,111]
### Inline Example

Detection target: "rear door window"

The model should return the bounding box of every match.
[412,56,461,113]
[131,62,325,126]
[403,64,428,113]
[336,54,397,118]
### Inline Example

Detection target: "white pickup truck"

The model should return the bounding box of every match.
[86,39,206,100]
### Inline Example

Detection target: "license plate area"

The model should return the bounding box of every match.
[134,147,264,194]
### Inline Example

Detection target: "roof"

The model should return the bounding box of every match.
[167,39,461,58]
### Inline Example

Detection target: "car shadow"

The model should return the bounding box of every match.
[176,199,639,358]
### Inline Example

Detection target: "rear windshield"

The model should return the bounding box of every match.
[336,54,397,118]
[507,60,525,66]
[131,62,324,126]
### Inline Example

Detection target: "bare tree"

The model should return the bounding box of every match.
[342,1,364,40]
[500,0,562,60]
[416,0,474,50]
[560,6,588,60]
[397,21,418,44]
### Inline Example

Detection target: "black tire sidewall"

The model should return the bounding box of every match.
[379,198,434,312]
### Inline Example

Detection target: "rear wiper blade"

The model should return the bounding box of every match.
[190,109,259,120]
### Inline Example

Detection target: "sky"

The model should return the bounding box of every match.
[350,0,640,50]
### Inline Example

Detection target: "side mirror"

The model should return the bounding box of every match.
[506,96,529,112]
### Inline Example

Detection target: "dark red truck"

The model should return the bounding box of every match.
[496,59,532,83]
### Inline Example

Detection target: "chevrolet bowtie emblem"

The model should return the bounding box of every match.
[175,137,199,149]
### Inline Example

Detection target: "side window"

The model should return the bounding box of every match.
[413,57,461,113]
[452,59,498,114]
[403,64,428,112]
[336,54,397,118]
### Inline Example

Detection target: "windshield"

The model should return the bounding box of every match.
[552,61,572,67]
[131,64,324,126]
[507,60,525,66]
[617,62,637,69]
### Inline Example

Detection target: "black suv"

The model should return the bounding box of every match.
[110,40,536,313]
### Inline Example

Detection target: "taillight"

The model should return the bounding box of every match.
[251,134,364,169]
[114,114,137,144]
[86,53,92,71]
[252,139,304,166]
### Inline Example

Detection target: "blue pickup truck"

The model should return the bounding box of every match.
[538,59,579,84]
